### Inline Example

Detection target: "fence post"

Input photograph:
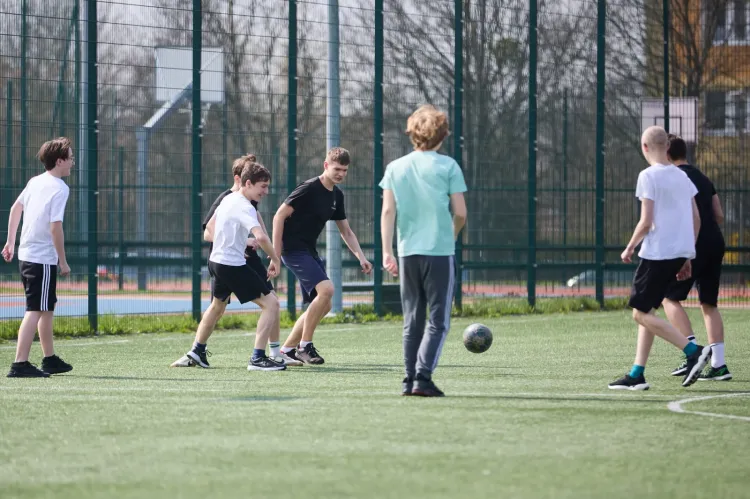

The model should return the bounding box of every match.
[454,0,464,310]
[562,88,568,253]
[373,0,384,316]
[286,0,298,319]
[5,81,12,211]
[86,0,98,332]
[595,0,606,307]
[191,0,203,323]
[118,146,125,291]
[662,0,670,133]
[527,0,538,308]
[21,0,27,179]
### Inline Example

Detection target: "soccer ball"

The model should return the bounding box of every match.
[462,323,493,353]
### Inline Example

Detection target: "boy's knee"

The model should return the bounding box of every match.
[632,308,647,323]
[260,293,280,312]
[316,281,334,301]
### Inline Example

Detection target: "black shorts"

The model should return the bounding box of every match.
[208,253,274,303]
[628,258,686,313]
[665,247,725,306]
[19,261,57,312]
[281,251,329,304]
[208,260,270,304]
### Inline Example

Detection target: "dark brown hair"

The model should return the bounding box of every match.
[325,147,351,166]
[241,162,271,186]
[232,153,257,177]
[667,134,688,162]
[37,137,72,171]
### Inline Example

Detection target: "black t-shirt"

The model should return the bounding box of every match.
[282,177,346,255]
[678,164,724,252]
[203,189,260,260]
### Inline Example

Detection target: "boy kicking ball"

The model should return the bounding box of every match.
[609,126,710,391]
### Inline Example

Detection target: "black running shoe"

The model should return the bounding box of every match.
[412,375,445,397]
[671,357,688,376]
[296,343,324,365]
[7,361,50,378]
[186,348,211,368]
[41,355,73,375]
[248,355,286,371]
[402,377,413,396]
[682,345,712,387]
[698,365,732,381]
[608,374,649,391]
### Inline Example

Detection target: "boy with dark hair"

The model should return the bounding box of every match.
[3,137,75,377]
[663,135,731,381]
[272,147,373,365]
[608,126,710,390]
[380,104,468,397]
[174,161,286,371]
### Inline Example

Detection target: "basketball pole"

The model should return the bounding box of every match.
[326,0,343,314]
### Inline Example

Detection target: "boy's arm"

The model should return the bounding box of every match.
[203,214,217,242]
[691,197,701,244]
[246,212,268,251]
[335,219,373,274]
[50,222,70,276]
[621,198,654,263]
[450,192,467,240]
[712,194,725,225]
[2,199,24,262]
[251,226,280,278]
[380,189,398,277]
[272,203,294,258]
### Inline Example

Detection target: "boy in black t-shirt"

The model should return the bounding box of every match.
[663,135,731,381]
[272,147,373,365]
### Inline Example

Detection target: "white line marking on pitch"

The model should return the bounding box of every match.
[0,339,130,350]
[667,392,750,421]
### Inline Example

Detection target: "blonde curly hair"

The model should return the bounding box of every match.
[406,105,449,151]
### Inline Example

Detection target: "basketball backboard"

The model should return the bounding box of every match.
[155,46,224,103]
[641,97,698,142]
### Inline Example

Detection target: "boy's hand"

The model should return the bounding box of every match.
[620,247,634,264]
[383,253,398,277]
[676,260,692,281]
[267,258,280,279]
[2,242,13,263]
[247,239,260,251]
[359,258,373,275]
[59,262,71,276]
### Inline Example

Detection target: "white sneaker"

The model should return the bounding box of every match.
[170,355,195,368]
[275,353,303,367]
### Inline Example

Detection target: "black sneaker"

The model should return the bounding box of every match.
[412,375,445,397]
[186,348,211,368]
[402,377,413,396]
[41,355,73,375]
[671,357,688,376]
[608,374,649,391]
[698,365,732,381]
[7,361,50,378]
[682,345,712,387]
[248,355,286,371]
[296,343,324,365]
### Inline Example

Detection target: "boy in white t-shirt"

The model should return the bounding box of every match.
[175,161,286,371]
[2,138,74,378]
[608,126,711,390]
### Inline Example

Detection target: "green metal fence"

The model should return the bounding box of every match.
[1,0,749,334]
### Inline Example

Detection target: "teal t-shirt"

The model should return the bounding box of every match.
[379,151,467,257]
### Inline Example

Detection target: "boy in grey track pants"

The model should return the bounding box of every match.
[379,105,468,397]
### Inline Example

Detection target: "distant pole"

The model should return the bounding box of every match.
[191,0,203,322]
[21,0,27,179]
[79,0,89,249]
[527,0,538,308]
[86,0,98,331]
[454,0,464,309]
[373,0,384,316]
[562,88,568,252]
[5,82,13,212]
[118,147,125,291]
[595,0,606,307]
[326,0,343,314]
[286,0,298,318]
[663,0,670,133]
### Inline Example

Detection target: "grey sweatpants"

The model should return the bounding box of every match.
[400,255,455,380]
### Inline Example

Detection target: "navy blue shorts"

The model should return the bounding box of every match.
[282,251,328,304]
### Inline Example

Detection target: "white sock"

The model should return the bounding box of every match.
[710,342,725,368]
[687,335,697,344]
[300,340,312,349]
[281,346,294,354]
[269,342,281,357]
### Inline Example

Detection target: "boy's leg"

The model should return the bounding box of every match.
[38,311,73,374]
[283,311,306,348]
[248,293,285,371]
[14,311,42,363]
[400,256,427,388]
[695,250,730,378]
[173,297,227,368]
[662,299,694,338]
[413,256,454,397]
[634,324,655,368]
[302,280,333,343]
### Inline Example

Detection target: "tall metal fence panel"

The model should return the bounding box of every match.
[2,0,749,334]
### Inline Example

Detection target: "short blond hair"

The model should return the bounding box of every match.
[232,153,257,177]
[642,126,669,151]
[406,104,449,150]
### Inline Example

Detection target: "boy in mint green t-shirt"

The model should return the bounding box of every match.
[379,104,467,397]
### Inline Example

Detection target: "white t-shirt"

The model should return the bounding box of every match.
[17,172,70,265]
[209,192,260,266]
[635,164,698,260]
